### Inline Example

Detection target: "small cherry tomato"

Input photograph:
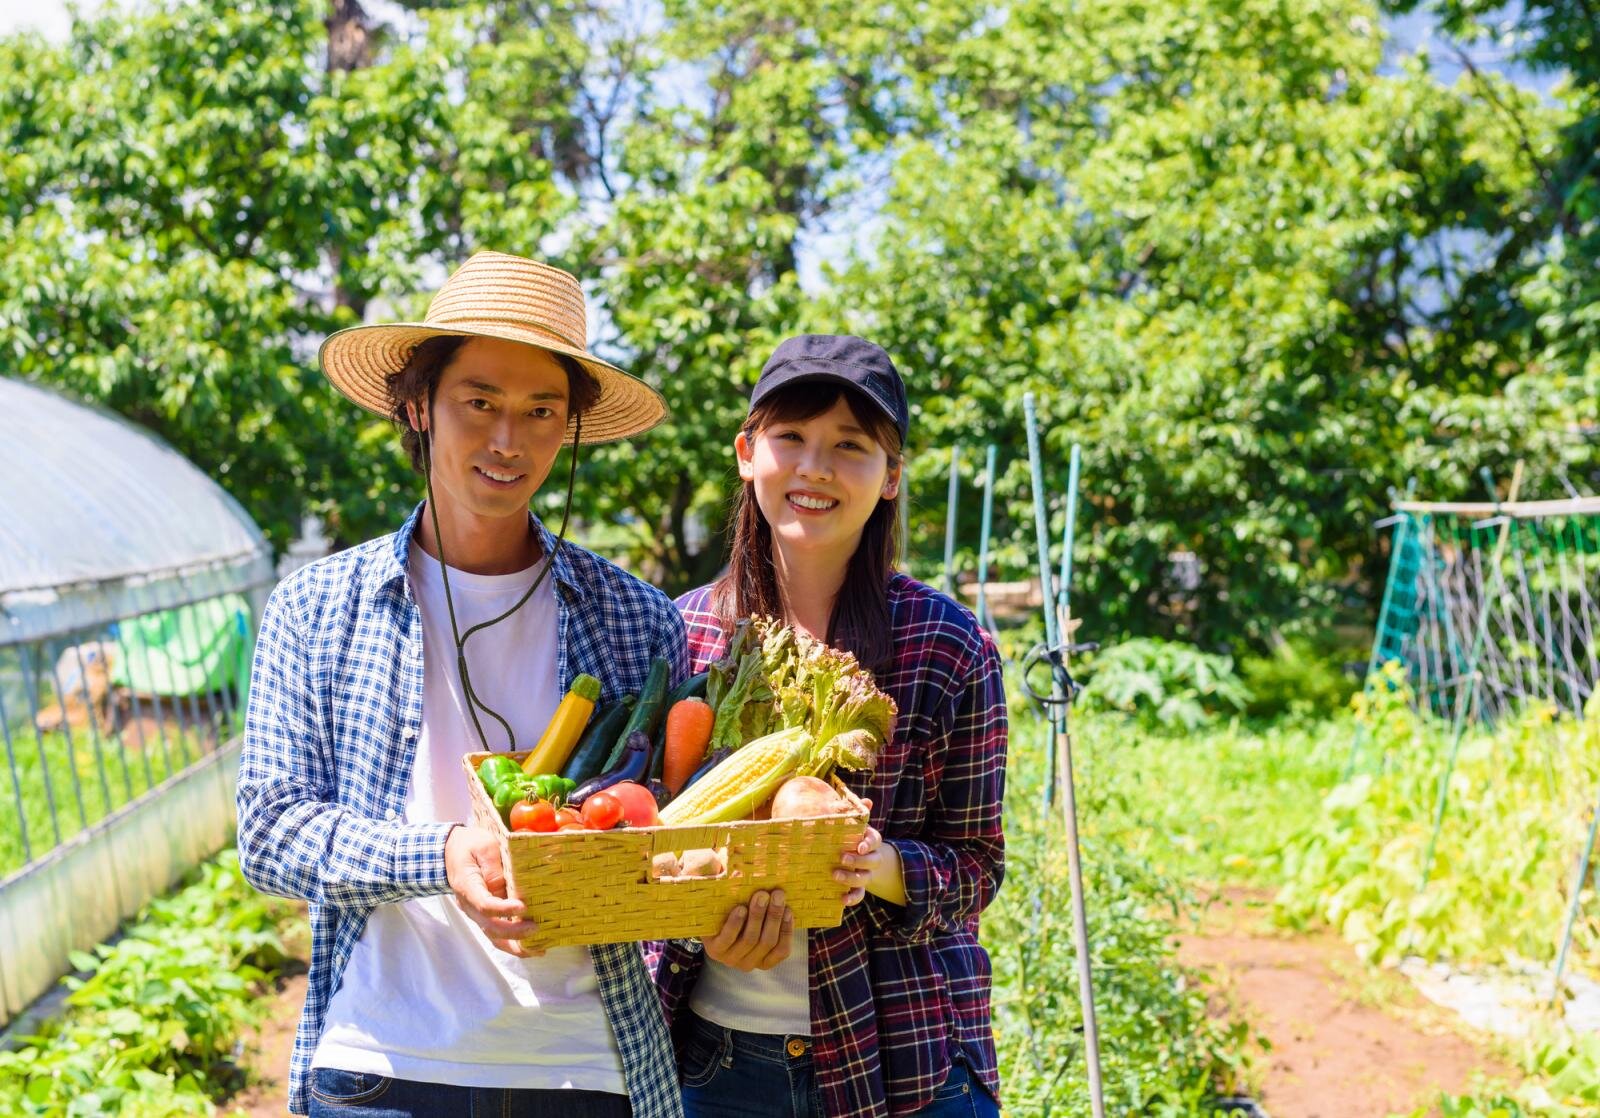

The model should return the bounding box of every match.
[555,806,582,828]
[510,798,558,833]
[580,791,624,830]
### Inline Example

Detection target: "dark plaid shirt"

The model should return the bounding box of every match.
[649,574,1007,1116]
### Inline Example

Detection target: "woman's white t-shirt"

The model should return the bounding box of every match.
[312,543,625,1092]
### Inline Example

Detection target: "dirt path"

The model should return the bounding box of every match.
[224,965,306,1118]
[1178,890,1511,1118]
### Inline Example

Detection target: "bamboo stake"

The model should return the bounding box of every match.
[1022,392,1106,1118]
[943,446,962,597]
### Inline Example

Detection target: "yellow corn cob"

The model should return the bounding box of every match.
[658,726,811,825]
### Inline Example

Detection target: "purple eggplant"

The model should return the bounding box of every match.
[570,730,653,806]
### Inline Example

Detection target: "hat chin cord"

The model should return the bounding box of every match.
[419,394,582,753]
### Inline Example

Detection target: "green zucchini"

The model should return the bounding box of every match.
[665,670,709,706]
[605,657,670,771]
[561,695,635,783]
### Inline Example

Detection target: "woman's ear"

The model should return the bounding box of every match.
[734,430,756,481]
[882,458,902,500]
[404,399,427,433]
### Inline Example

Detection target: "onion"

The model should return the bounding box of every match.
[769,775,849,820]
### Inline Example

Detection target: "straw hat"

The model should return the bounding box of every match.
[319,251,667,445]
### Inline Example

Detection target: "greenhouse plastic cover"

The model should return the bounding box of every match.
[0,377,273,643]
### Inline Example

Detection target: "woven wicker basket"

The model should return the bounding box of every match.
[461,751,870,951]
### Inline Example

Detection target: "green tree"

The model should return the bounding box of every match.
[0,0,588,552]
[823,0,1576,646]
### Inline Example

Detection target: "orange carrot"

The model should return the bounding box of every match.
[663,697,716,795]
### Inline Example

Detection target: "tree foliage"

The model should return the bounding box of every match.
[1,0,1593,645]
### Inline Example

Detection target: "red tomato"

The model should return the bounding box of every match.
[580,791,624,830]
[606,781,661,827]
[555,806,582,829]
[510,798,558,833]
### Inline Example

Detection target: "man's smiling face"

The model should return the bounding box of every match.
[414,336,572,525]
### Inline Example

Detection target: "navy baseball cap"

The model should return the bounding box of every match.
[751,334,910,445]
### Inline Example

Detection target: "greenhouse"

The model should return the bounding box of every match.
[0,376,274,1027]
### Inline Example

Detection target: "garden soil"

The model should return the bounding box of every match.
[228,964,307,1118]
[1179,889,1514,1117]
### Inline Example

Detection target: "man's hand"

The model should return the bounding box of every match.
[702,889,793,971]
[445,825,540,956]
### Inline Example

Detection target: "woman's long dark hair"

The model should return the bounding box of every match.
[710,382,903,673]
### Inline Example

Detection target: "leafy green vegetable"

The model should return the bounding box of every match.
[0,848,303,1115]
[757,618,896,756]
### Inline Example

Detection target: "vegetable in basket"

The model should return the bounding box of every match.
[522,673,602,775]
[659,619,894,825]
[561,694,634,783]
[571,730,653,805]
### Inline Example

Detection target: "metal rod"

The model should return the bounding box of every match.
[0,680,34,865]
[15,645,63,847]
[943,445,961,598]
[1420,461,1524,888]
[1023,398,1059,689]
[123,594,179,781]
[976,445,997,633]
[1022,391,1107,1118]
[1057,444,1081,620]
[73,638,131,803]
[1051,683,1105,1118]
[1553,783,1600,1004]
[114,618,159,795]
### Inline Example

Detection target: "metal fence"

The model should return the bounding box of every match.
[0,582,271,880]
[0,558,274,1027]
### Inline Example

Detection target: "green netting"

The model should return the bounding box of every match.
[109,594,252,698]
[1366,505,1600,729]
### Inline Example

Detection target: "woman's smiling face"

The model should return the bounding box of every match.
[737,393,900,560]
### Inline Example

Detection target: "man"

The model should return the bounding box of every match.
[237,251,696,1117]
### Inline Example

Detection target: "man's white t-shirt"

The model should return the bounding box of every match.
[312,542,626,1092]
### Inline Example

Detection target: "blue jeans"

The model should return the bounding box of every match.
[676,1011,999,1118]
[307,1067,633,1117]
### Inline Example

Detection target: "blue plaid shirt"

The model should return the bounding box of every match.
[236,504,688,1115]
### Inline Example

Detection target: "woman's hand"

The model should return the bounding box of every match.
[703,889,793,970]
[837,825,907,907]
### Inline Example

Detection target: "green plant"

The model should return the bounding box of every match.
[1275,695,1600,968]
[1075,711,1348,889]
[988,704,1260,1115]
[1426,1028,1600,1118]
[0,849,300,1116]
[1237,637,1359,720]
[1078,639,1251,731]
[0,722,214,878]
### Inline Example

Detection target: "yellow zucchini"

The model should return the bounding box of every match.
[522,674,602,775]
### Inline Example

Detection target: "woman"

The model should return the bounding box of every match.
[651,335,1007,1118]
